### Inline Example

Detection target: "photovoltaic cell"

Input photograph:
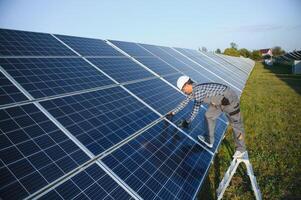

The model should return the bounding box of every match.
[0,104,90,199]
[55,35,123,57]
[125,78,185,115]
[40,164,134,200]
[102,120,213,200]
[135,57,179,76]
[41,86,159,155]
[0,29,75,56]
[0,58,114,98]
[0,72,28,107]
[109,40,154,57]
[87,57,155,83]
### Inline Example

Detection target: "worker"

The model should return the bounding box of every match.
[166,75,247,158]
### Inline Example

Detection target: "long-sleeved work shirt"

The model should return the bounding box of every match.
[173,83,228,123]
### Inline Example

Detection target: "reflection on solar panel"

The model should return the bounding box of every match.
[87,57,155,83]
[0,28,255,199]
[0,104,89,199]
[41,86,159,155]
[0,58,114,98]
[0,29,75,56]
[102,120,212,199]
[0,72,28,106]
[40,164,134,200]
[135,57,179,76]
[125,78,185,115]
[109,40,153,57]
[56,35,124,57]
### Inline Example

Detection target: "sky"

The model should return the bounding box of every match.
[0,0,300,52]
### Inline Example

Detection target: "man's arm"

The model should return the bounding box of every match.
[186,100,202,123]
[171,96,191,115]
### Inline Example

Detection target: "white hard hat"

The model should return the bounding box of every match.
[177,75,190,90]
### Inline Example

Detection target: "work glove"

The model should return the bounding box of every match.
[165,112,174,120]
[177,119,190,129]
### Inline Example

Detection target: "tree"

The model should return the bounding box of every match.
[272,46,285,56]
[230,42,238,50]
[250,50,261,60]
[224,48,240,57]
[215,48,221,54]
[239,48,251,58]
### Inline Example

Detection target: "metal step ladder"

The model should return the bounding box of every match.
[217,151,262,200]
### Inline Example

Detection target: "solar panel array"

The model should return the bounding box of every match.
[0,28,255,200]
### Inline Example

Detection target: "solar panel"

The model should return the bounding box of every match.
[0,57,114,98]
[109,40,153,57]
[40,86,159,155]
[40,164,134,200]
[55,35,124,57]
[174,48,245,89]
[0,71,28,107]
[0,28,255,200]
[0,104,90,199]
[135,57,179,76]
[87,57,155,83]
[202,52,249,76]
[138,45,214,83]
[125,78,185,115]
[102,119,212,199]
[159,47,229,84]
[0,29,75,56]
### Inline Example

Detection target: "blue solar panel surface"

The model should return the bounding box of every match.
[56,35,124,57]
[0,29,254,200]
[102,120,212,200]
[0,72,28,106]
[41,86,159,155]
[0,58,114,98]
[87,57,155,83]
[0,104,90,199]
[0,29,75,56]
[109,40,153,57]
[135,57,179,76]
[39,164,134,200]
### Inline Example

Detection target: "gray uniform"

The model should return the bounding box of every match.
[173,83,246,151]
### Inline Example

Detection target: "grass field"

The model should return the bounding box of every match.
[198,62,301,200]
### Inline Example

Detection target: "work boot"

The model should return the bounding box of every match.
[197,135,213,148]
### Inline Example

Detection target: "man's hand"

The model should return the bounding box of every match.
[165,112,174,120]
[178,119,190,129]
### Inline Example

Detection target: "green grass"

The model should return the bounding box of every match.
[198,62,301,200]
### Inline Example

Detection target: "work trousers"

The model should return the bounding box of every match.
[205,88,246,151]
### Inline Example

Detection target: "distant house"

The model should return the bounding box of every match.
[259,48,273,57]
